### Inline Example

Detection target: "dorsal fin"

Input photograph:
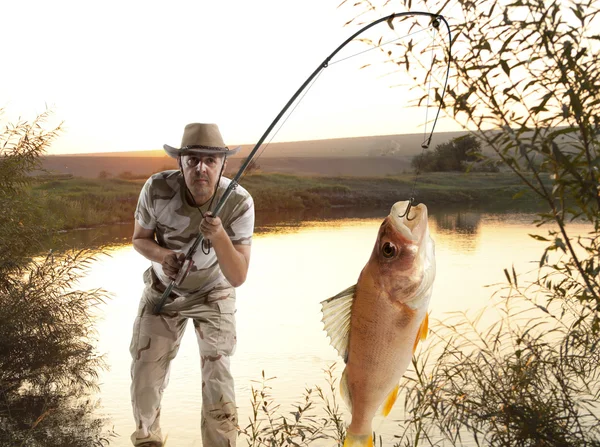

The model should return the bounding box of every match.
[320,284,356,363]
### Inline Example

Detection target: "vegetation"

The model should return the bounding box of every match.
[341,0,600,445]
[239,366,346,447]
[0,110,112,446]
[412,134,500,172]
[29,176,142,230]
[29,171,546,230]
[244,159,261,175]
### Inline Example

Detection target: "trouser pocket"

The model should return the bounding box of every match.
[216,299,237,356]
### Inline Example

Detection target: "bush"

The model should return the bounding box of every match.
[0,110,112,446]
[412,134,482,172]
[343,0,600,445]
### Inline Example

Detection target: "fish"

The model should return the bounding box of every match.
[320,200,436,447]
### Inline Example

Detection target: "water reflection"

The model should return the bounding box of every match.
[43,207,392,252]
[44,205,491,252]
[51,224,135,251]
[432,211,481,234]
[42,198,549,254]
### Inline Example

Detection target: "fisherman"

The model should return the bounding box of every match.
[129,123,254,447]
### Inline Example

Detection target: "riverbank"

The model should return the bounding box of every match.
[29,172,546,231]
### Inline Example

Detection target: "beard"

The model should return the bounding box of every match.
[185,174,216,205]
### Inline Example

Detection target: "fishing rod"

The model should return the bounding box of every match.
[154,11,451,314]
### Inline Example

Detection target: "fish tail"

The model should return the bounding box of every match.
[343,432,373,447]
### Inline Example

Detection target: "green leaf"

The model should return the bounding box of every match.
[504,268,512,285]
[547,126,578,140]
[387,15,395,30]
[540,248,549,267]
[555,237,567,253]
[531,92,553,114]
[529,234,550,241]
[512,189,527,200]
[552,142,584,182]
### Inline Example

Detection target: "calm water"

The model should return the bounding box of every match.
[65,207,586,446]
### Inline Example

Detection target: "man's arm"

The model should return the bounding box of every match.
[132,221,184,280]
[200,213,251,288]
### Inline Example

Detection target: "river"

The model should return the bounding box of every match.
[59,205,587,446]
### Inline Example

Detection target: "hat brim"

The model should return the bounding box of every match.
[163,144,241,159]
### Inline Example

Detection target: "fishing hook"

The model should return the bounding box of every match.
[398,197,416,221]
[154,11,453,314]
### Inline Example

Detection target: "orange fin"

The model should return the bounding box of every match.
[412,312,429,353]
[343,432,374,447]
[381,383,400,417]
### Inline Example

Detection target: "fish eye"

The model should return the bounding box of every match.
[382,242,397,258]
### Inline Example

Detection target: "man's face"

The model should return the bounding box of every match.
[180,154,226,204]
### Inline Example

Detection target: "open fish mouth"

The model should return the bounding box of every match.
[389,200,428,243]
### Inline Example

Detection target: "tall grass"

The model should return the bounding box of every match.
[239,365,347,447]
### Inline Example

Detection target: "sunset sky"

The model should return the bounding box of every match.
[1,0,458,155]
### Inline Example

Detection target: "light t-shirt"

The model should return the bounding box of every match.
[134,170,254,297]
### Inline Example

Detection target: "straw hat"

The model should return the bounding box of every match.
[163,123,240,159]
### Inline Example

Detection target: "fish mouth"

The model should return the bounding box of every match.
[389,200,428,242]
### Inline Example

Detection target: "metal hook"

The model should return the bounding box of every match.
[398,197,417,221]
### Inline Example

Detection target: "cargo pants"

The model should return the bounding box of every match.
[130,268,238,447]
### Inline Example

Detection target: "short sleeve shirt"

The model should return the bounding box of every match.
[135,170,254,296]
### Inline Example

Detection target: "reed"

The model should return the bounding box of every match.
[239,365,347,447]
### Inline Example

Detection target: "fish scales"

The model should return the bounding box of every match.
[321,200,435,447]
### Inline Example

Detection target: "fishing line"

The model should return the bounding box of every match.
[239,27,430,182]
[239,68,325,182]
[400,17,451,221]
[328,28,429,66]
[154,11,453,315]
[405,25,439,214]
[422,26,438,145]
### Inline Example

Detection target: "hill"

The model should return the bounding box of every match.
[39,131,472,178]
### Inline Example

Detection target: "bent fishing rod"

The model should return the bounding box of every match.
[154,11,451,314]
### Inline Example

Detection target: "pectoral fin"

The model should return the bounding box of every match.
[412,312,429,353]
[381,384,400,417]
[320,285,356,363]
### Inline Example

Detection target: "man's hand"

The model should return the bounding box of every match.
[162,251,185,280]
[200,212,226,242]
[196,211,251,287]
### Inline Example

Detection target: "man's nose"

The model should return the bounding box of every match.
[195,160,207,173]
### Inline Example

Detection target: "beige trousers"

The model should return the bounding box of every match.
[130,270,237,447]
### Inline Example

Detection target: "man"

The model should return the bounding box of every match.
[129,123,254,447]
